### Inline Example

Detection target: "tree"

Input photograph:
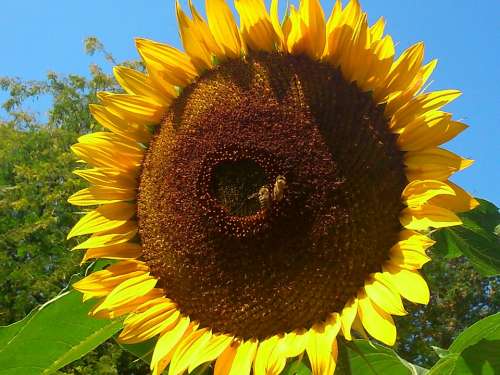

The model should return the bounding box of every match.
[0,40,148,374]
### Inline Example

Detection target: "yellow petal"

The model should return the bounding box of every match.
[91,288,163,319]
[235,0,278,52]
[228,339,258,375]
[369,17,385,42]
[253,335,287,375]
[188,334,233,373]
[341,14,370,84]
[123,299,176,326]
[113,66,173,106]
[401,203,462,230]
[382,265,430,304]
[169,329,212,375]
[151,316,191,375]
[383,42,425,96]
[300,0,326,58]
[132,296,173,314]
[366,35,395,94]
[73,260,148,299]
[73,167,137,190]
[94,273,157,313]
[306,317,341,375]
[120,305,179,344]
[67,203,135,239]
[283,330,308,358]
[429,181,479,213]
[357,291,396,346]
[364,273,407,316]
[323,0,343,58]
[340,298,358,340]
[135,38,198,88]
[176,2,213,71]
[214,342,238,375]
[288,0,326,58]
[72,222,137,250]
[399,229,435,250]
[124,308,178,344]
[206,0,243,59]
[270,0,285,50]
[70,145,140,174]
[397,112,467,152]
[120,298,180,328]
[71,132,143,172]
[90,104,152,144]
[281,10,292,45]
[324,0,362,64]
[350,314,369,340]
[402,180,456,207]
[81,242,142,263]
[405,147,473,181]
[188,0,224,57]
[384,59,439,116]
[99,93,164,124]
[68,186,135,206]
[286,6,308,55]
[389,244,431,270]
[391,90,462,131]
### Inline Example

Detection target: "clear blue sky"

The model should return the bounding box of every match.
[1,0,498,205]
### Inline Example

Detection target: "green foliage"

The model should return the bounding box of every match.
[336,339,427,375]
[432,200,500,276]
[395,200,500,367]
[394,253,500,367]
[0,122,83,324]
[0,38,149,374]
[0,291,122,375]
[428,313,500,374]
[282,359,312,375]
[118,340,155,365]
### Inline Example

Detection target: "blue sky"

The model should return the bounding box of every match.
[1,0,498,205]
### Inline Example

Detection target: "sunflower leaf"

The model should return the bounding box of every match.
[117,337,155,364]
[0,290,122,375]
[336,339,424,375]
[431,199,500,276]
[431,346,449,359]
[282,358,312,375]
[428,312,500,375]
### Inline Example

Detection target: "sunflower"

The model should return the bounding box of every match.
[69,0,477,374]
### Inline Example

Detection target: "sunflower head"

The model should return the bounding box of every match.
[69,1,477,374]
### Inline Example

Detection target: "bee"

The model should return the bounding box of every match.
[272,175,287,203]
[257,186,271,209]
[248,176,287,210]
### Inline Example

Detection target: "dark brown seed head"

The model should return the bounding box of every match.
[138,52,406,340]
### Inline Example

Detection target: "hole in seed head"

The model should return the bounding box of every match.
[211,159,268,216]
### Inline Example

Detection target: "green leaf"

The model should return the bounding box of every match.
[118,338,155,364]
[286,339,428,375]
[282,358,312,375]
[431,199,500,276]
[430,229,463,259]
[428,313,500,375]
[452,340,500,375]
[427,355,458,375]
[338,339,422,375]
[431,346,449,359]
[448,312,500,354]
[0,291,122,375]
[190,363,212,375]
